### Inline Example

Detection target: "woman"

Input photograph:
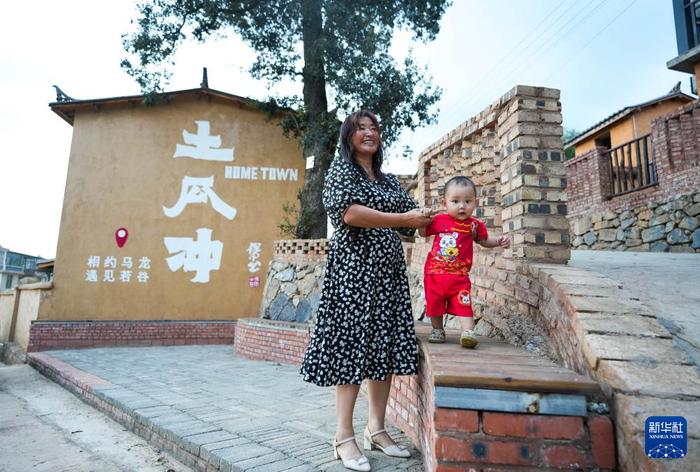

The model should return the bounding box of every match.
[300,110,433,471]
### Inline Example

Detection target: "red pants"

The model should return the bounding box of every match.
[424,273,473,317]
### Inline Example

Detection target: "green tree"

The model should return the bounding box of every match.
[562,127,579,160]
[122,0,450,238]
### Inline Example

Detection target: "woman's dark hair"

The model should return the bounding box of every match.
[338,110,386,183]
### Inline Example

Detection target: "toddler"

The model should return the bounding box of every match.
[419,176,510,348]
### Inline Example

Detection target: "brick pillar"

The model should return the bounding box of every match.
[564,146,613,217]
[594,146,613,201]
[471,129,501,232]
[497,86,570,263]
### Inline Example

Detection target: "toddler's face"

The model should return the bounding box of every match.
[442,184,477,221]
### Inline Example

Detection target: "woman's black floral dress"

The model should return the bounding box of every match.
[300,158,419,386]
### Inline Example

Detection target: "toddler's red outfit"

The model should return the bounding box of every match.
[423,214,488,317]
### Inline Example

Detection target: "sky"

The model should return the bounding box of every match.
[0,0,690,259]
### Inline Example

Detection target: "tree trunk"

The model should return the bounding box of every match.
[296,0,337,239]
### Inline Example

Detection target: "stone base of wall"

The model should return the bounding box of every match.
[0,342,27,364]
[27,320,236,352]
[259,240,327,324]
[569,191,700,252]
[233,318,310,365]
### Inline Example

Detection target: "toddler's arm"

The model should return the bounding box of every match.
[477,234,510,249]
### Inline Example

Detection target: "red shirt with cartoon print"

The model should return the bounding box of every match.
[423,214,488,275]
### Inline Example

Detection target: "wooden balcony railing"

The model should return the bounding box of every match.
[605,133,657,197]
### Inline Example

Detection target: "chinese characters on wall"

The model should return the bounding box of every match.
[85,256,151,283]
[247,242,262,287]
[83,119,277,288]
[163,120,235,283]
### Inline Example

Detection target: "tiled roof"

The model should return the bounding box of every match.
[565,85,695,148]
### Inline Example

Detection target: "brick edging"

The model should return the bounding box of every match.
[28,352,220,471]
[28,320,236,352]
[233,318,310,365]
[531,262,700,471]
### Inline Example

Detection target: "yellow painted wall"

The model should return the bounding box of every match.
[575,138,598,156]
[15,287,45,350]
[574,98,689,156]
[0,291,15,342]
[41,96,303,320]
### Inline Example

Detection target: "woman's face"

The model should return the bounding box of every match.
[351,116,380,160]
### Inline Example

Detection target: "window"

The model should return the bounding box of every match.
[684,0,700,49]
[594,132,611,150]
[6,254,22,267]
[5,275,13,289]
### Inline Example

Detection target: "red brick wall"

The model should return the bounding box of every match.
[27,320,235,352]
[386,352,436,469]
[566,101,700,218]
[233,318,311,365]
[432,411,614,471]
[565,147,612,217]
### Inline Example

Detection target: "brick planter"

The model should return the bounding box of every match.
[27,320,235,352]
[233,318,311,365]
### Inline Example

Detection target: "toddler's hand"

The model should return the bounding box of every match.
[498,235,511,248]
[428,206,443,217]
[404,208,433,228]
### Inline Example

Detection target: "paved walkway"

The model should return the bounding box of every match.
[0,364,190,472]
[570,250,700,369]
[30,345,423,472]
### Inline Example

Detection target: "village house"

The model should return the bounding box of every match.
[1,79,304,351]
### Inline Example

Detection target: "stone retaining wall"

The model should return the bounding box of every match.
[565,100,700,252]
[257,239,327,324]
[569,191,700,252]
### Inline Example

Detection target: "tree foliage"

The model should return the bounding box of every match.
[562,127,580,160]
[122,0,450,237]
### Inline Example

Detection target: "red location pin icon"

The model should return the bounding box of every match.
[115,228,129,248]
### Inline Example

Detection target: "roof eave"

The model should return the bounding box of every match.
[565,92,695,148]
[49,87,289,126]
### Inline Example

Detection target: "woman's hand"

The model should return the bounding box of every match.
[402,208,434,228]
[498,234,511,248]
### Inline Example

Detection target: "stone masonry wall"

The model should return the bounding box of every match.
[258,239,326,323]
[569,191,700,252]
[566,100,700,252]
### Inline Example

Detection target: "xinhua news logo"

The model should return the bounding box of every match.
[645,416,687,459]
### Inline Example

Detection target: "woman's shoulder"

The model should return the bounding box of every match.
[328,157,357,178]
[382,172,403,188]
